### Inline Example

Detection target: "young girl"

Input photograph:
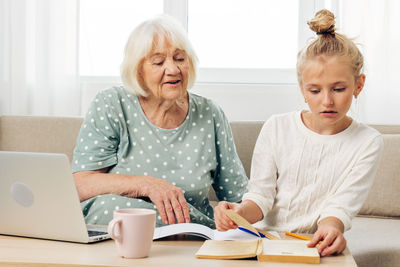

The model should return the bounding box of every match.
[214,9,383,257]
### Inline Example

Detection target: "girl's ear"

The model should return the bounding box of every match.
[299,84,308,103]
[354,74,366,98]
[299,82,305,96]
[299,82,307,103]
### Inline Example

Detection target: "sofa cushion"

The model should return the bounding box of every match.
[230,121,263,178]
[0,116,83,162]
[359,134,400,217]
[345,216,400,267]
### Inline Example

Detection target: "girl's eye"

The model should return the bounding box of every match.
[175,58,185,62]
[334,88,345,92]
[310,90,320,94]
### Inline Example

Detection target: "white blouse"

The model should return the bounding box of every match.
[243,111,383,233]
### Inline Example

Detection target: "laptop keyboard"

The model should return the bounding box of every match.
[88,230,107,237]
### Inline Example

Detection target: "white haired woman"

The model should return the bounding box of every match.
[72,15,248,228]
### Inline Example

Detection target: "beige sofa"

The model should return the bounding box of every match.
[1,115,399,267]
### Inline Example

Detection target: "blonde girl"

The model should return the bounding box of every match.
[214,9,383,257]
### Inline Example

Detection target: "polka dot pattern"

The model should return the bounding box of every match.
[73,86,248,228]
[81,194,216,228]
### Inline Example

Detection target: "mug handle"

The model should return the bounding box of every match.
[108,218,122,242]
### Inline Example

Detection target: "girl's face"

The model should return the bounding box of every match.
[300,55,365,134]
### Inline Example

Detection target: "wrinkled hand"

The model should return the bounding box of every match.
[141,176,190,225]
[214,201,242,231]
[308,217,346,257]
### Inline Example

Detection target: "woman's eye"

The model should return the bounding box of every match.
[175,58,185,62]
[310,90,320,94]
[153,61,163,66]
[334,88,345,92]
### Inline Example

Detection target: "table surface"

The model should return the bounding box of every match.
[0,234,357,267]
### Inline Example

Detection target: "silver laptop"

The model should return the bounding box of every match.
[0,151,109,243]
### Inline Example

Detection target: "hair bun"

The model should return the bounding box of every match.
[307,9,336,35]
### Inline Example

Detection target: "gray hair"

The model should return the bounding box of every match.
[120,14,198,96]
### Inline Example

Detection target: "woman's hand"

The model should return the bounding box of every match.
[140,176,190,225]
[214,201,242,231]
[74,171,190,225]
[308,217,346,256]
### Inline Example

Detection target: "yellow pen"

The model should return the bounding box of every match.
[285,232,323,245]
[285,232,312,241]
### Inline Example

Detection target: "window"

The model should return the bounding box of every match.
[79,0,323,84]
[79,0,163,76]
[188,0,299,69]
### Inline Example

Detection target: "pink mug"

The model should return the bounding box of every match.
[108,208,156,258]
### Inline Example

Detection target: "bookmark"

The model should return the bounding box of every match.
[223,209,281,240]
[223,210,261,238]
[238,227,265,238]
[257,229,280,240]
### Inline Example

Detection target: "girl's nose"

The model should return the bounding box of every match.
[323,92,334,106]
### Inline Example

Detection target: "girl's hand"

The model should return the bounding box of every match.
[307,217,346,256]
[214,201,242,231]
[140,176,190,225]
[214,200,264,231]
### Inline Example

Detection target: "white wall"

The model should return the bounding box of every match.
[192,83,304,121]
[81,78,400,125]
[81,80,305,122]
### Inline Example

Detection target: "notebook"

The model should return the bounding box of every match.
[195,239,320,264]
[195,209,320,264]
[0,151,109,243]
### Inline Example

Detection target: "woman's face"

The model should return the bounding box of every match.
[300,55,365,132]
[139,38,189,101]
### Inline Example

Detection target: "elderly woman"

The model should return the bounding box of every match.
[72,15,248,228]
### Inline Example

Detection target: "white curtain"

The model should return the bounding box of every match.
[338,0,400,124]
[1,0,399,123]
[0,0,80,116]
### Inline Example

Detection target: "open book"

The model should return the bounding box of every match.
[195,239,320,264]
[153,223,280,240]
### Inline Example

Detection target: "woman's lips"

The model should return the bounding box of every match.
[164,80,181,85]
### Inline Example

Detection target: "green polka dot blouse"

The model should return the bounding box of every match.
[72,86,248,228]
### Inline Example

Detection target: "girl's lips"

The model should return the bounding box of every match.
[321,111,338,117]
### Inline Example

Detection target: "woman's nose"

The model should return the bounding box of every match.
[164,59,180,75]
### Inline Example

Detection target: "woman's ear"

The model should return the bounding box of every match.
[137,64,144,85]
[137,73,143,84]
[354,74,366,98]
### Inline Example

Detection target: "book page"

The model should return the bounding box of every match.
[261,240,319,256]
[153,223,214,240]
[213,228,260,240]
[195,240,259,259]
[153,223,281,241]
[259,239,320,264]
[213,229,280,240]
